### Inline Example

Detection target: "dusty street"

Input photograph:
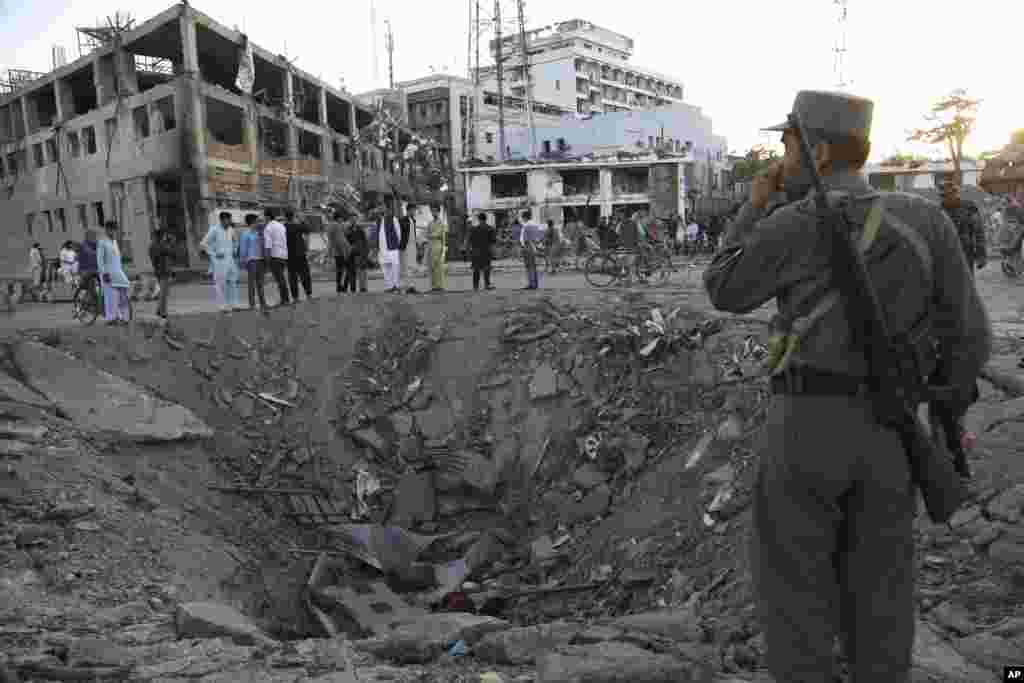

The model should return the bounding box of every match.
[0,256,1022,683]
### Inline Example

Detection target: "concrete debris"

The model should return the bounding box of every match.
[314,582,427,637]
[12,341,212,442]
[0,421,48,441]
[475,622,582,665]
[174,602,279,647]
[611,608,704,643]
[536,642,706,683]
[330,525,442,575]
[0,368,52,408]
[987,483,1024,523]
[356,613,511,664]
[530,363,562,401]
[390,471,437,526]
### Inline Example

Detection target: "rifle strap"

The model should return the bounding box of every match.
[766,197,885,375]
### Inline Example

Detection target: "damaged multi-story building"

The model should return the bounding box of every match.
[0,2,417,275]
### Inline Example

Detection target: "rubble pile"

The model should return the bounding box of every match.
[1,294,1022,682]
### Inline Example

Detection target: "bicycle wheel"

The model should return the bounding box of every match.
[584,253,620,288]
[72,286,100,326]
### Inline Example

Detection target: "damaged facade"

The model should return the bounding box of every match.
[464,158,695,229]
[0,3,415,274]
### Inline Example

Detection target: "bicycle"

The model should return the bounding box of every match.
[72,275,133,325]
[585,248,658,288]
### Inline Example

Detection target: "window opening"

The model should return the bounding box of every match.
[82,126,97,154]
[133,106,151,139]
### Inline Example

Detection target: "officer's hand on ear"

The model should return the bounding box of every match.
[751,162,784,211]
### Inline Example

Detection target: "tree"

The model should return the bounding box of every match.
[907,88,982,183]
[1012,129,1024,146]
[731,145,779,181]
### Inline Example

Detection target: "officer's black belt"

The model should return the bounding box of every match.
[770,366,868,396]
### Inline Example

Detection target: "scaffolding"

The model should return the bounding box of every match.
[0,69,46,95]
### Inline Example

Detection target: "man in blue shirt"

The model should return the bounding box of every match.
[238,214,268,314]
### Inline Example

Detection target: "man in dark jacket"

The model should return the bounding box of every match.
[148,229,176,318]
[327,211,351,294]
[78,230,100,295]
[284,209,313,301]
[468,212,496,291]
[345,216,370,293]
[940,180,987,274]
[398,203,416,280]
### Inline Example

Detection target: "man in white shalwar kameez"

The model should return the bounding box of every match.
[378,207,402,292]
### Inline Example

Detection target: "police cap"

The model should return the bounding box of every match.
[762,90,874,142]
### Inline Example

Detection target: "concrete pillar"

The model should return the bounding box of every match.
[317,88,330,172]
[92,59,108,107]
[115,49,139,96]
[18,97,31,137]
[283,68,299,159]
[52,78,67,123]
[599,168,612,203]
[318,87,328,129]
[348,99,358,137]
[179,8,208,268]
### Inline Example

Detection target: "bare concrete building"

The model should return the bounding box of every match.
[0,3,413,276]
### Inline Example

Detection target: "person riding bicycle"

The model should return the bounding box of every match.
[77,230,99,294]
[617,211,641,283]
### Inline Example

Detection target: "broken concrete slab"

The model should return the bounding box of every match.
[331,525,442,575]
[611,608,703,643]
[174,602,279,647]
[351,428,388,455]
[536,642,706,683]
[355,613,511,665]
[0,368,51,409]
[573,463,610,490]
[0,421,47,442]
[951,633,1024,671]
[232,393,256,419]
[437,451,498,497]
[987,484,1024,523]
[389,411,415,439]
[390,471,436,526]
[414,401,455,441]
[315,582,427,637]
[475,622,582,665]
[530,363,562,401]
[912,620,993,681]
[388,612,511,646]
[561,484,612,525]
[12,341,212,443]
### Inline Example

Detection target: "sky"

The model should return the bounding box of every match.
[1,0,1019,162]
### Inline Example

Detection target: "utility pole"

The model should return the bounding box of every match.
[370,0,380,86]
[833,0,850,90]
[515,0,536,159]
[494,0,506,163]
[385,20,395,89]
[473,0,481,161]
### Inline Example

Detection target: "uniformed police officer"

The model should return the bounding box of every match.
[940,179,987,274]
[704,91,992,683]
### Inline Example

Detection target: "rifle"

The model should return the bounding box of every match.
[788,112,969,524]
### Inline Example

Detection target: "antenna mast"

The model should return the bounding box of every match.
[833,0,850,90]
[494,0,506,163]
[466,0,481,161]
[385,20,395,89]
[515,0,536,159]
[370,0,380,86]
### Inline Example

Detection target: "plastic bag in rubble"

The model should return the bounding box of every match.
[354,465,381,519]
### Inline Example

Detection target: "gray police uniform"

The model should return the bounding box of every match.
[704,91,991,683]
